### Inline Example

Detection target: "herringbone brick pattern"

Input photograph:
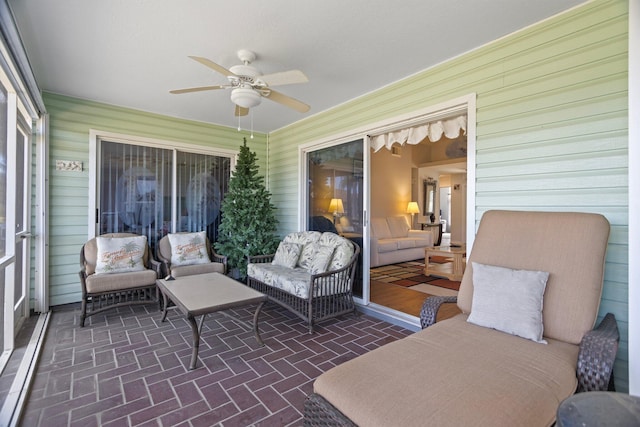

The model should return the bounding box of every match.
[20,302,411,426]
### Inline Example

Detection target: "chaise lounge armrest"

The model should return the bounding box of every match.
[577,312,619,392]
[419,295,458,329]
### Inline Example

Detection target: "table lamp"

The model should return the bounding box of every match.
[406,201,420,229]
[328,198,344,224]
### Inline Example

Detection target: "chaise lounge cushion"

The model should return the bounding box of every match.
[313,314,579,427]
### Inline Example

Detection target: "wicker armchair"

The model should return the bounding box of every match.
[246,231,360,333]
[304,210,619,426]
[156,232,227,278]
[79,233,160,327]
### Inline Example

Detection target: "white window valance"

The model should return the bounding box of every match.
[370,114,467,153]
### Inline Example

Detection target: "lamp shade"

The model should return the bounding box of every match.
[230,87,262,109]
[406,201,420,214]
[328,198,345,214]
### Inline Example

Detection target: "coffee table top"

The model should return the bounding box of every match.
[426,245,466,255]
[157,272,266,316]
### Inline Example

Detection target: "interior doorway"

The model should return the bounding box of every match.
[368,116,469,319]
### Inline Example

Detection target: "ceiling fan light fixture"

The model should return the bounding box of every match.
[230,87,262,109]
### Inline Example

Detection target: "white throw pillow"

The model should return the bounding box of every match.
[167,231,210,267]
[272,242,303,269]
[467,262,549,343]
[95,235,147,274]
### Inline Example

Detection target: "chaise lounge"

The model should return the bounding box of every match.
[304,210,619,426]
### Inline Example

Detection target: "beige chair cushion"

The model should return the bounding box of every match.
[85,269,157,293]
[457,210,610,345]
[171,262,225,278]
[314,314,579,427]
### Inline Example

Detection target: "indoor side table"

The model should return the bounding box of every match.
[424,245,466,281]
[156,272,267,370]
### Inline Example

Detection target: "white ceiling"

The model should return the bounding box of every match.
[8,0,586,133]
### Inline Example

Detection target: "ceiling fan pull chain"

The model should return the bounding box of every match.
[250,109,254,139]
[237,112,242,132]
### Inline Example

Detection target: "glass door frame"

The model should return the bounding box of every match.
[299,134,371,305]
[88,130,238,239]
[299,94,476,327]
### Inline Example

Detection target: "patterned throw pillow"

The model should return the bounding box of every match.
[168,231,210,267]
[272,242,303,268]
[309,245,335,274]
[95,235,147,274]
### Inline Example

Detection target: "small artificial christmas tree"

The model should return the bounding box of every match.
[215,138,280,278]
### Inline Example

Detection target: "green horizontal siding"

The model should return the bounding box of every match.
[269,0,629,391]
[45,92,267,307]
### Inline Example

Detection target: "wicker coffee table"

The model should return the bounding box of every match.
[156,272,267,370]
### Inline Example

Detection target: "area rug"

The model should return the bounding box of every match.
[370,260,461,292]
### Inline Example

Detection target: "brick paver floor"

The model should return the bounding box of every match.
[20,301,411,426]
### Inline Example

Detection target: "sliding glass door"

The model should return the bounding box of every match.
[97,140,231,251]
[306,139,365,298]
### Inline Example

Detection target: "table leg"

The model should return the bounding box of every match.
[160,290,170,322]
[187,314,200,370]
[253,301,266,347]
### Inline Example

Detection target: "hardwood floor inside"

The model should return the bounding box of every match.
[370,280,461,322]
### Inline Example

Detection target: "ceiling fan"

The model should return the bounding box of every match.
[170,49,310,116]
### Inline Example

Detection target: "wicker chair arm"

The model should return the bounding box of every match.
[420,295,458,329]
[211,251,228,271]
[248,253,275,264]
[576,312,619,392]
[148,258,162,277]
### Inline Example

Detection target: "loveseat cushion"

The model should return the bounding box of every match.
[319,232,354,271]
[247,263,314,298]
[283,231,322,270]
[314,314,579,427]
[85,269,157,293]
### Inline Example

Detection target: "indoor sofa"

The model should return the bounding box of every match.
[370,216,433,267]
[305,210,619,426]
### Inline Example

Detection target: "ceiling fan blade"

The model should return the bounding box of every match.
[264,89,310,113]
[235,105,249,117]
[259,70,308,87]
[188,56,237,77]
[169,85,226,94]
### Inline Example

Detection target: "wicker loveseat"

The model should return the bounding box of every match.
[305,210,619,426]
[246,231,360,333]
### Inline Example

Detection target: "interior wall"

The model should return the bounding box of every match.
[370,144,413,220]
[450,174,467,244]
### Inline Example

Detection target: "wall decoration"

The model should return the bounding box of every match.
[56,160,82,171]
